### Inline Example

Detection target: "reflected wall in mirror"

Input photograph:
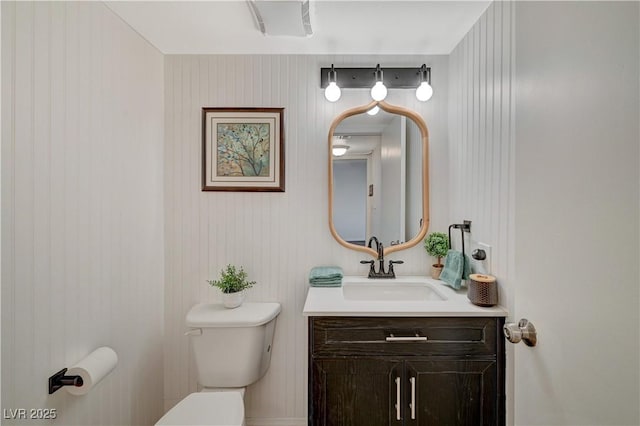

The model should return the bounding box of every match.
[328,101,430,257]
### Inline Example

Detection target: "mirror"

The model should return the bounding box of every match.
[328,101,430,258]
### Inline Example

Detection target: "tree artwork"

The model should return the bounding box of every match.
[216,122,270,177]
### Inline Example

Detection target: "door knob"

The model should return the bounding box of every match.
[503,318,537,346]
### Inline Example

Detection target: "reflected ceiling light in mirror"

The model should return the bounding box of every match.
[332,144,349,156]
[332,136,350,156]
[370,64,387,101]
[416,64,433,102]
[367,105,380,115]
[324,64,341,102]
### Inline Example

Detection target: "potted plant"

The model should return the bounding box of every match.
[424,232,449,279]
[207,264,256,309]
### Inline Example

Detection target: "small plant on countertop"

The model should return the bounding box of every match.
[207,264,256,294]
[424,232,449,267]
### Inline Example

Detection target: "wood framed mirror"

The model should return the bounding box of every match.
[328,100,430,258]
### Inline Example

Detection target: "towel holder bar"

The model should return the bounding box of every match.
[448,220,471,271]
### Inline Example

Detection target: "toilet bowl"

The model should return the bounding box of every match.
[155,392,244,426]
[155,302,281,426]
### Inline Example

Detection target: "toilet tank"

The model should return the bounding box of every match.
[186,302,281,388]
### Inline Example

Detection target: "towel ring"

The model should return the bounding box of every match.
[448,220,471,272]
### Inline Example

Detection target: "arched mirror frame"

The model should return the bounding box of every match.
[328,100,430,258]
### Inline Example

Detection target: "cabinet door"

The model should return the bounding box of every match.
[310,358,404,426]
[405,360,499,426]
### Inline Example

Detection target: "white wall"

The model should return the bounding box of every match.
[163,54,450,423]
[448,0,515,422]
[1,2,165,425]
[514,2,639,424]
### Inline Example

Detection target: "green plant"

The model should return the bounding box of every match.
[424,232,449,266]
[207,264,256,294]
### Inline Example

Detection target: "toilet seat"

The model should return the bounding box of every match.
[155,392,244,426]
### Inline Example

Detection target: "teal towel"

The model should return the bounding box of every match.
[309,266,343,287]
[310,279,342,288]
[439,250,471,290]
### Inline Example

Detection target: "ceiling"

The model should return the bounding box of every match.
[106,1,491,55]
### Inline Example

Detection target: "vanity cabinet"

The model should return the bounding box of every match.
[308,316,505,426]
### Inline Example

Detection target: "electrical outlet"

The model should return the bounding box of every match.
[469,241,492,275]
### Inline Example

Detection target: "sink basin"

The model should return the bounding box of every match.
[342,277,447,302]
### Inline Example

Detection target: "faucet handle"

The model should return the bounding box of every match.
[387,260,404,278]
[360,259,376,278]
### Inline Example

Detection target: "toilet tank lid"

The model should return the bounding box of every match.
[186,302,281,328]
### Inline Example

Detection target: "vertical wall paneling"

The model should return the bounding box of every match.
[164,54,450,423]
[448,0,514,315]
[447,2,514,423]
[448,1,514,301]
[0,0,4,408]
[1,2,165,425]
[0,2,15,407]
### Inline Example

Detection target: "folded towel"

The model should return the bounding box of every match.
[439,250,471,290]
[309,266,343,287]
[310,280,342,288]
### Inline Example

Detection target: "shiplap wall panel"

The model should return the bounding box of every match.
[448,1,513,305]
[447,2,514,423]
[2,2,165,425]
[164,54,450,422]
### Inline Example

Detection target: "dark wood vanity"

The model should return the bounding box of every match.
[315,99,506,425]
[308,316,505,425]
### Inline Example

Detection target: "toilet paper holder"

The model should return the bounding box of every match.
[48,368,84,394]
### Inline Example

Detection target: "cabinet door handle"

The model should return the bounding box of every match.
[386,334,427,342]
[410,377,416,420]
[395,377,401,421]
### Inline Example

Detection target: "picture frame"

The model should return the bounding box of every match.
[202,107,285,192]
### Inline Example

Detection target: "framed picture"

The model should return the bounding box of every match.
[202,107,285,192]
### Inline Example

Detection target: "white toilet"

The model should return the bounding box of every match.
[156,302,281,426]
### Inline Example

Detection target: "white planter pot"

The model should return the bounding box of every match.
[222,291,245,309]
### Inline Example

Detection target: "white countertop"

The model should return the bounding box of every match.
[303,276,508,317]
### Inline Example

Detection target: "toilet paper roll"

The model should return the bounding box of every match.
[66,347,118,396]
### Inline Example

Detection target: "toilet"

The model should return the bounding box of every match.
[156,302,281,426]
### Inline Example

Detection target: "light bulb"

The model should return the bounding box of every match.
[367,105,380,115]
[416,82,433,101]
[324,81,341,102]
[370,81,387,101]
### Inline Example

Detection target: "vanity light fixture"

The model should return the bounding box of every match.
[324,64,341,102]
[320,64,433,102]
[415,64,433,102]
[370,64,387,101]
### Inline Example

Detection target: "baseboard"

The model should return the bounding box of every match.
[246,418,306,426]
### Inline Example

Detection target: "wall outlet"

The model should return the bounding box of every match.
[469,241,492,275]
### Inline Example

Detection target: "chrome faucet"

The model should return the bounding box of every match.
[360,236,404,279]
